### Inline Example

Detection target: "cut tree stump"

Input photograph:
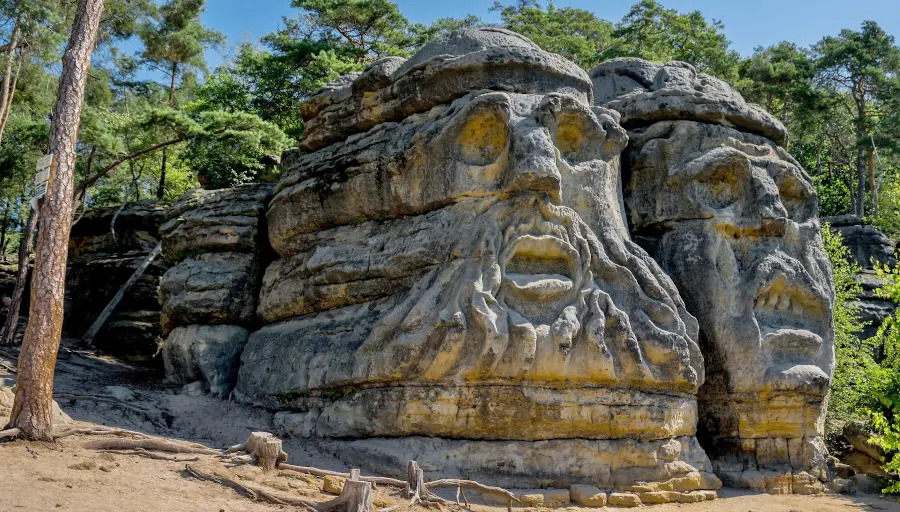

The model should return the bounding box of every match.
[226,431,287,470]
[319,479,375,512]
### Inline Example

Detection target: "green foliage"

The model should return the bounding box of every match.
[823,224,870,432]
[490,1,613,69]
[291,0,411,59]
[601,0,740,80]
[862,255,900,491]
[138,0,225,79]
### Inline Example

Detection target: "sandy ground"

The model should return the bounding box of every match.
[1,341,900,512]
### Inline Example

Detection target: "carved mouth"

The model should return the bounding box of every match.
[753,274,825,358]
[502,235,577,301]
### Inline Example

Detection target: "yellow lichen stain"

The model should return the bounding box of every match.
[552,112,587,155]
[456,110,508,166]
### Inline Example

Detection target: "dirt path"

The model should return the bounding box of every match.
[1,342,899,512]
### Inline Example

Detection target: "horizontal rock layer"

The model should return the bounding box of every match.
[318,435,718,491]
[160,184,272,262]
[258,386,697,441]
[160,252,260,333]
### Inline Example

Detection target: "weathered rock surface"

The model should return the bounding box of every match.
[159,252,259,333]
[162,324,249,397]
[159,184,272,261]
[824,215,897,340]
[595,57,835,493]
[590,58,788,146]
[65,200,168,362]
[319,436,718,491]
[160,185,271,395]
[298,27,591,152]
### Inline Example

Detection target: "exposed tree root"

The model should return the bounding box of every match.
[83,437,221,455]
[54,425,149,439]
[0,427,20,439]
[105,448,201,462]
[279,463,406,488]
[185,463,319,511]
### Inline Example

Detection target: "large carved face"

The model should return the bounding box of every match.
[626,121,834,397]
[251,92,704,404]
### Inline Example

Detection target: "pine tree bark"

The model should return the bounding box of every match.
[7,0,104,441]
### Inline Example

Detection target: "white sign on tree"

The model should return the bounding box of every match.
[31,153,53,210]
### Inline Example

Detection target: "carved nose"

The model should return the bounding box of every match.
[505,124,561,199]
[750,170,789,223]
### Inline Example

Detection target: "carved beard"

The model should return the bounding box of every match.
[350,195,703,393]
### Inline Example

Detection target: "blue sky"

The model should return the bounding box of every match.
[194,0,899,71]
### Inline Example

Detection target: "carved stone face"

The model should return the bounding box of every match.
[256,91,703,392]
[626,121,834,397]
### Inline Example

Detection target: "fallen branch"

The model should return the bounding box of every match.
[105,448,200,462]
[0,360,16,373]
[279,463,406,488]
[185,463,318,511]
[425,478,521,504]
[83,438,220,455]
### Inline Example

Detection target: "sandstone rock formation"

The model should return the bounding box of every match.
[65,200,168,362]
[232,29,721,501]
[159,184,271,396]
[121,29,838,499]
[592,58,835,493]
[825,214,897,340]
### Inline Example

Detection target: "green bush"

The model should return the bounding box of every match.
[823,223,871,432]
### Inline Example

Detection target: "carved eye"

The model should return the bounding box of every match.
[551,112,589,159]
[455,108,509,166]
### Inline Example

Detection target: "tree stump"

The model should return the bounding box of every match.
[319,479,375,512]
[226,432,288,470]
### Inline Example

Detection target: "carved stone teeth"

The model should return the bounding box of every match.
[755,295,765,309]
[791,302,803,316]
[777,294,790,310]
[766,293,778,308]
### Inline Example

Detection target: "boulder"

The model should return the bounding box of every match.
[160,184,272,262]
[162,324,249,397]
[159,252,260,333]
[591,58,788,146]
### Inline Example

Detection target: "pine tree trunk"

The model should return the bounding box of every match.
[868,147,877,216]
[1,206,37,345]
[857,144,867,217]
[7,0,104,441]
[157,146,167,199]
[0,198,10,262]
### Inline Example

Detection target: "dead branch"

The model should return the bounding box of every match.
[0,360,16,373]
[425,479,521,504]
[279,463,406,488]
[83,438,221,455]
[105,448,200,462]
[185,463,318,511]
